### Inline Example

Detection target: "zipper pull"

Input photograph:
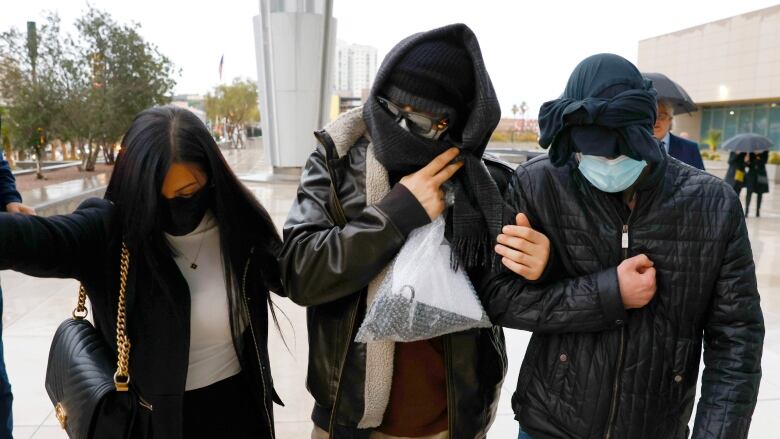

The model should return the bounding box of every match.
[621,225,629,249]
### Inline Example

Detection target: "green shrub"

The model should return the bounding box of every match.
[490,130,538,143]
[700,150,722,161]
[704,130,722,152]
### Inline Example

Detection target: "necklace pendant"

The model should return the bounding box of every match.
[190,263,198,270]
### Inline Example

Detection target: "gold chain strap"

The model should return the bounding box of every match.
[113,243,131,391]
[72,242,132,392]
[73,286,88,319]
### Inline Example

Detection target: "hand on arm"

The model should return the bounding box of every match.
[0,198,110,279]
[480,170,627,333]
[6,202,36,216]
[494,213,550,281]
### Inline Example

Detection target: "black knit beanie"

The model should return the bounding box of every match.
[383,39,474,121]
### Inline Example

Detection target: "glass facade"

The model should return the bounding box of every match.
[700,102,780,149]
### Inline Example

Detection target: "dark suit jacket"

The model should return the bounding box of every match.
[0,150,21,211]
[668,133,705,170]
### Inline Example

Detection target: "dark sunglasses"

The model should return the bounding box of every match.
[377,96,450,138]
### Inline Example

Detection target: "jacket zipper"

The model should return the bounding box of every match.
[138,395,153,411]
[327,293,361,436]
[241,252,276,439]
[442,336,455,435]
[605,320,625,439]
[130,381,153,411]
[604,198,638,439]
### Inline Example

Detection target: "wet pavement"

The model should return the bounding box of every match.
[2,144,779,437]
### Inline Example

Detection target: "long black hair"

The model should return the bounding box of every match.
[105,105,282,343]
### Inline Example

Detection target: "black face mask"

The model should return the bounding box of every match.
[162,186,212,236]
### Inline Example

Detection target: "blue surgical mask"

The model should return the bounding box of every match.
[577,154,647,193]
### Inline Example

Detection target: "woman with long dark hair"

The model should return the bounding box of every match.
[0,106,284,438]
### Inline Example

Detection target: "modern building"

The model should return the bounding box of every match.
[638,5,780,147]
[495,118,540,135]
[334,40,378,99]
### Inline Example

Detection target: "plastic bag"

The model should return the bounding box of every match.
[355,217,492,343]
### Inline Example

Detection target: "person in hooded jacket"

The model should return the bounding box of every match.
[480,54,764,439]
[0,106,284,438]
[280,24,551,439]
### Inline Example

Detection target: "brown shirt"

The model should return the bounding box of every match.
[377,338,448,437]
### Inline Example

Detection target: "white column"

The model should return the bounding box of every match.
[253,0,337,170]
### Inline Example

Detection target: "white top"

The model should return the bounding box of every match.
[661,131,671,153]
[166,212,244,391]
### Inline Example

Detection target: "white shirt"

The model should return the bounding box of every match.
[661,131,671,153]
[166,212,244,391]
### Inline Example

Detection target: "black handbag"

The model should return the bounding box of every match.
[45,243,138,439]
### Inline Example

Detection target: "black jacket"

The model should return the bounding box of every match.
[667,133,705,171]
[745,151,769,194]
[724,151,748,193]
[0,199,283,439]
[480,153,764,439]
[280,136,511,438]
[0,149,21,209]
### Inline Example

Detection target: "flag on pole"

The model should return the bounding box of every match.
[219,54,224,81]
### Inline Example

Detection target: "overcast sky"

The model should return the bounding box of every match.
[3,0,779,117]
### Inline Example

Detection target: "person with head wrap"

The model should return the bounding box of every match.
[480,53,764,439]
[280,24,552,438]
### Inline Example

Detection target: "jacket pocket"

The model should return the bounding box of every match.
[546,339,570,395]
[306,304,337,405]
[305,294,359,407]
[671,338,693,401]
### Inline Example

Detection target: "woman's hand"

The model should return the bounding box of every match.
[399,148,463,220]
[6,202,36,216]
[495,213,551,281]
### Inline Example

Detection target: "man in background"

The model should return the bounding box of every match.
[654,99,705,170]
[0,147,35,438]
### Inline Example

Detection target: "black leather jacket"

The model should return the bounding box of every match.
[280,135,511,438]
[481,154,764,439]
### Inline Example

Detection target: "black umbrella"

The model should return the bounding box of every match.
[721,133,775,153]
[642,72,698,115]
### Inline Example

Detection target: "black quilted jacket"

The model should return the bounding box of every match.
[480,153,764,439]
